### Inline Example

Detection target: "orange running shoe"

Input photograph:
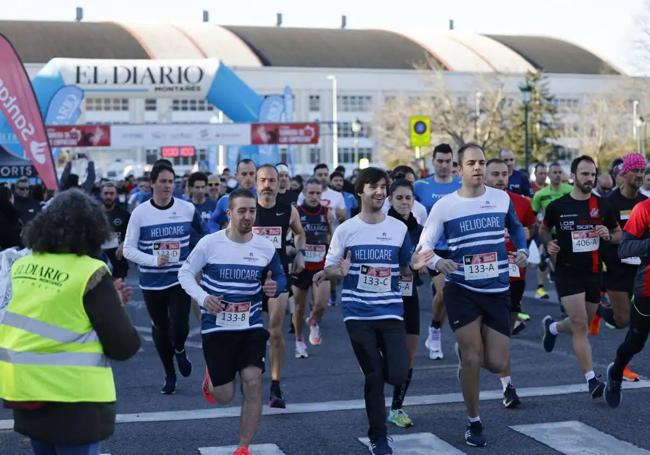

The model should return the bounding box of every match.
[623,365,641,382]
[588,314,601,337]
[202,368,217,404]
[233,447,252,455]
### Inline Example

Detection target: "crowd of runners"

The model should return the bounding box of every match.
[2,144,650,455]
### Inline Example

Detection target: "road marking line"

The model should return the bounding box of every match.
[511,420,650,454]
[3,381,648,430]
[199,444,285,454]
[359,432,465,454]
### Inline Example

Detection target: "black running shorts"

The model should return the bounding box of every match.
[604,262,636,294]
[402,287,420,335]
[291,269,319,290]
[509,280,526,314]
[443,282,511,337]
[202,329,269,386]
[555,265,601,303]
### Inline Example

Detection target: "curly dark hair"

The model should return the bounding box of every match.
[22,189,112,256]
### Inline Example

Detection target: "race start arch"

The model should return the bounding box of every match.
[0,58,291,170]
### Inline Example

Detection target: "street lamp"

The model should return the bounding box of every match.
[474,91,482,141]
[351,117,362,166]
[327,75,338,167]
[520,82,532,173]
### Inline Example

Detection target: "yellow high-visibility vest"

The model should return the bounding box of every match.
[0,253,116,402]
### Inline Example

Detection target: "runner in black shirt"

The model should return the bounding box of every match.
[254,164,305,408]
[540,155,621,399]
[101,181,130,279]
[600,153,647,382]
[276,163,300,206]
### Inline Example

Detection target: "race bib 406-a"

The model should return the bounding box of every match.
[571,230,599,253]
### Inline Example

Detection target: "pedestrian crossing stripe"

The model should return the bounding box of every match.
[199,444,285,454]
[510,421,650,455]
[358,433,465,454]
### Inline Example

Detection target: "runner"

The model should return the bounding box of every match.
[292,177,333,352]
[330,170,359,218]
[100,181,130,279]
[418,143,528,446]
[188,172,217,234]
[254,164,305,407]
[599,153,646,382]
[641,167,650,198]
[314,167,431,455]
[207,174,224,202]
[276,163,300,206]
[531,162,572,300]
[178,188,286,455]
[593,173,614,198]
[123,163,205,394]
[414,143,461,360]
[386,178,424,428]
[500,149,532,197]
[208,159,257,232]
[540,155,621,400]
[383,165,427,225]
[531,162,548,194]
[485,158,537,408]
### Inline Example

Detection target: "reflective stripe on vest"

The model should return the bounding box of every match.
[0,311,100,344]
[0,347,108,367]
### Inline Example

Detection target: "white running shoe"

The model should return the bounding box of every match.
[307,318,322,346]
[295,340,309,359]
[424,327,443,360]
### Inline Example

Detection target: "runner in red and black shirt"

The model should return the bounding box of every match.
[540,155,621,400]
[605,193,650,407]
[485,159,537,409]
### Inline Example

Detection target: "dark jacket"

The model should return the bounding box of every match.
[12,195,41,226]
[0,204,22,250]
[11,268,141,445]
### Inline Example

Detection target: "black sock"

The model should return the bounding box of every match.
[597,306,617,328]
[430,319,441,329]
[271,380,281,393]
[391,368,413,410]
[537,284,543,289]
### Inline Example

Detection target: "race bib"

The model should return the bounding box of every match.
[153,240,181,263]
[571,230,599,253]
[357,265,391,293]
[216,301,251,328]
[463,252,499,281]
[304,244,326,263]
[399,276,413,296]
[508,255,521,278]
[621,256,642,266]
[253,226,282,249]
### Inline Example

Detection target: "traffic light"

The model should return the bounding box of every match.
[410,115,431,148]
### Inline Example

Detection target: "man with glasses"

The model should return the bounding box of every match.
[12,177,41,225]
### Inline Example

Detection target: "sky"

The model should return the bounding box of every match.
[1,0,648,74]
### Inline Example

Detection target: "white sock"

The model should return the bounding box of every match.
[549,322,559,335]
[585,371,595,382]
[468,415,481,423]
[500,376,512,391]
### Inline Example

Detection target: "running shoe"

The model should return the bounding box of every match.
[542,315,557,353]
[424,327,443,360]
[175,349,192,377]
[502,383,521,409]
[202,368,216,404]
[160,375,176,395]
[588,376,605,399]
[454,342,462,383]
[368,436,393,454]
[512,319,527,335]
[536,286,549,299]
[307,318,322,346]
[295,340,309,359]
[328,295,337,306]
[269,386,286,408]
[588,314,602,337]
[387,409,414,428]
[232,446,252,455]
[623,365,640,382]
[465,420,487,447]
[604,362,622,408]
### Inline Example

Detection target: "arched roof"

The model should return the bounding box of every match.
[0,21,621,75]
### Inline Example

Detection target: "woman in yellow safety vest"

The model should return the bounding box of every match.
[0,189,140,455]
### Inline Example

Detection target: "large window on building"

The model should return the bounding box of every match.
[309,95,321,112]
[85,98,129,111]
[144,99,157,112]
[171,99,213,112]
[337,147,372,164]
[309,147,321,164]
[337,121,371,138]
[339,95,372,112]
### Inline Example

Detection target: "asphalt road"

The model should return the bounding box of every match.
[3,269,650,454]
